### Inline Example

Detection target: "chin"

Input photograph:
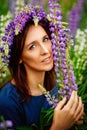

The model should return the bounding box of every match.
[45,64,53,71]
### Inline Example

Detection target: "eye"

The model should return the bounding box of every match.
[43,37,50,43]
[29,44,36,50]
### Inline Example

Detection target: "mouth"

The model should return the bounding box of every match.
[42,56,52,63]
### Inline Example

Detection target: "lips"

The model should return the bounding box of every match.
[42,56,51,62]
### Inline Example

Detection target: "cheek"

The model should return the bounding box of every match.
[48,42,53,53]
[22,52,40,65]
[22,56,38,70]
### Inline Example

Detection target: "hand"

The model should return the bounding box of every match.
[50,91,84,130]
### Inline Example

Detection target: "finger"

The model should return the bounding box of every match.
[80,116,84,120]
[65,91,77,109]
[74,97,82,117]
[75,120,83,125]
[56,97,67,110]
[75,97,84,121]
[70,92,78,112]
[76,108,84,121]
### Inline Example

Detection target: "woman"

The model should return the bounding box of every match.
[0,4,84,130]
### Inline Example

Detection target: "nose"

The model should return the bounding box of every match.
[40,44,49,55]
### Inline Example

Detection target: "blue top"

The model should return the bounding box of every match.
[0,82,58,127]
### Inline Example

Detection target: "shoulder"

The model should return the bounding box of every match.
[0,82,25,126]
[0,82,22,107]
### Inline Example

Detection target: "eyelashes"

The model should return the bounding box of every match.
[43,37,50,42]
[28,36,50,50]
[29,44,36,50]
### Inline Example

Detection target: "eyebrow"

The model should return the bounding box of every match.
[25,34,48,48]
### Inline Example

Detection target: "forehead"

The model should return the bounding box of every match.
[25,25,48,44]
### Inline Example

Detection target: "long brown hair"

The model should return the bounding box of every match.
[9,19,55,102]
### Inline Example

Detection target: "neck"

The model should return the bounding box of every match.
[26,69,45,95]
[27,72,45,88]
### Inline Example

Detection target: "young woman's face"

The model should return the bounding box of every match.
[21,25,53,73]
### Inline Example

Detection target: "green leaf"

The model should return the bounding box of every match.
[39,108,54,130]
[16,123,39,130]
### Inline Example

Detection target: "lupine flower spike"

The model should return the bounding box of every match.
[38,84,58,108]
[48,0,78,100]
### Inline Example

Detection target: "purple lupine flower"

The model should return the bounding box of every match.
[67,0,85,37]
[38,84,58,108]
[48,0,78,101]
[0,120,13,129]
[2,36,7,42]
